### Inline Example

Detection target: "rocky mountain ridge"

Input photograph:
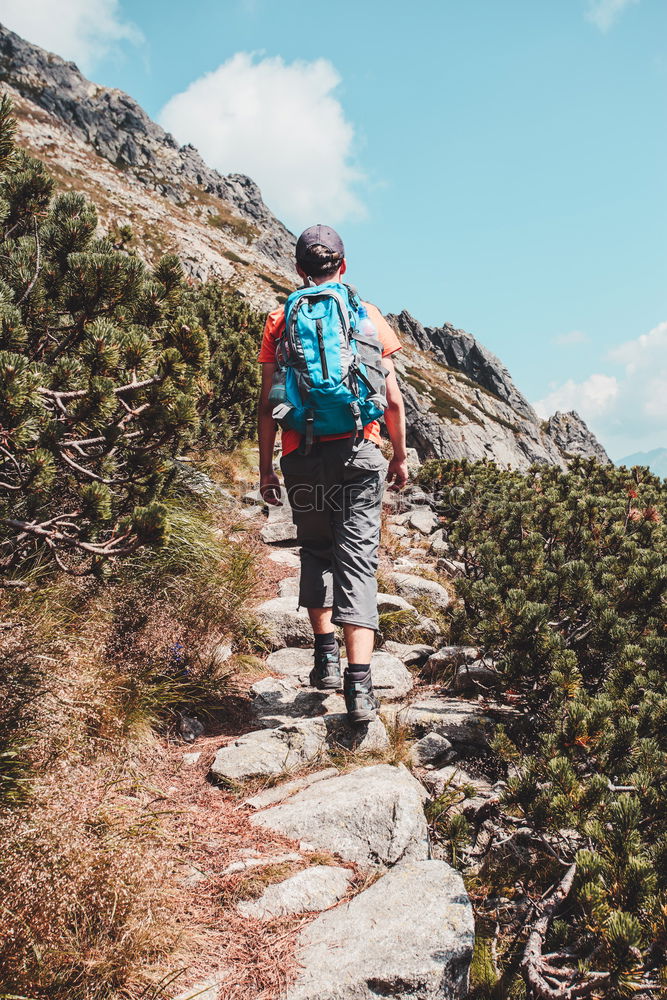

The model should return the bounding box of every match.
[387,310,609,469]
[0,23,296,308]
[0,23,610,470]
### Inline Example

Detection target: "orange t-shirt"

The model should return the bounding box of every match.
[258,300,401,456]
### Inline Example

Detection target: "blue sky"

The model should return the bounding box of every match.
[1,0,665,458]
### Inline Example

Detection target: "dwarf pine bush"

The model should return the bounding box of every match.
[419,456,667,994]
[0,96,211,584]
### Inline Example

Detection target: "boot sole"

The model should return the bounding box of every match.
[346,709,377,724]
[309,673,342,691]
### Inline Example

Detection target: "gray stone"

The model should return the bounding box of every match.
[429,528,450,556]
[245,768,340,810]
[243,488,265,506]
[251,676,344,726]
[238,864,352,919]
[390,695,494,751]
[182,751,202,766]
[210,720,326,784]
[268,548,301,568]
[409,508,440,534]
[438,558,467,577]
[260,519,298,545]
[177,713,204,743]
[377,592,416,614]
[252,764,429,870]
[287,859,474,1000]
[421,765,495,799]
[387,510,415,526]
[278,575,300,598]
[383,640,435,666]
[256,597,313,649]
[387,523,410,538]
[403,485,432,506]
[389,572,451,610]
[428,645,480,671]
[222,852,301,875]
[453,658,501,693]
[544,410,611,464]
[412,731,455,766]
[210,716,388,784]
[266,646,313,684]
[405,446,421,474]
[365,651,413,699]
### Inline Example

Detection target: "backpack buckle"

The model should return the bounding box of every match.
[304,410,315,454]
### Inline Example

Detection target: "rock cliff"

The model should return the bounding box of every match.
[386,310,607,469]
[0,23,609,469]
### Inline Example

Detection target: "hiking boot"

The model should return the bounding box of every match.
[344,671,379,724]
[309,644,342,690]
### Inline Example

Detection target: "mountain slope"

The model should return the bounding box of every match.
[0,23,610,470]
[619,447,667,478]
[0,23,296,309]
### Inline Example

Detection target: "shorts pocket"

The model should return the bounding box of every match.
[346,440,389,474]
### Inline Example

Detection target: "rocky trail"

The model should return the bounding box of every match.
[173,455,517,1000]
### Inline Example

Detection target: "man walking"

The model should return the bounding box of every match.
[257,225,408,723]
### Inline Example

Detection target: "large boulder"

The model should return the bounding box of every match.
[388,572,451,610]
[238,864,352,920]
[210,716,387,784]
[252,764,429,870]
[286,859,474,1000]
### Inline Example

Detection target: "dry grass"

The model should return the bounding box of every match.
[0,479,316,1000]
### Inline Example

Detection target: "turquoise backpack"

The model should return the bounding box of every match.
[268,282,388,453]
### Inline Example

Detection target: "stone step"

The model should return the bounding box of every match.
[251,763,428,870]
[210,715,388,784]
[237,864,352,920]
[286,859,474,1000]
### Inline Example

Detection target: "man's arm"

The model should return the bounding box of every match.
[383,355,408,490]
[258,362,282,505]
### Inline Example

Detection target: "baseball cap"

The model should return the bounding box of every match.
[295,224,345,265]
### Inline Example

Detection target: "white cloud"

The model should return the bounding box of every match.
[553,329,589,346]
[585,0,640,32]
[533,321,667,459]
[0,0,142,73]
[533,373,619,420]
[159,52,365,229]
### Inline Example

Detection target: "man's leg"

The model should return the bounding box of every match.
[330,440,388,721]
[280,449,342,690]
[343,623,375,664]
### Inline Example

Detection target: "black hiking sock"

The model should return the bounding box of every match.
[345,663,371,682]
[314,631,337,654]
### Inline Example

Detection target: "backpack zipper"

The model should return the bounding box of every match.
[316,318,329,379]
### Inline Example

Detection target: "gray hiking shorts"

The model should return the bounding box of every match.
[280,438,388,631]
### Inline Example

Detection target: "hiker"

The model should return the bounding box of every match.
[257,225,408,724]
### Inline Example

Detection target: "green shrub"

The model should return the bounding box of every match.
[186,281,263,449]
[419,455,667,993]
[0,96,209,585]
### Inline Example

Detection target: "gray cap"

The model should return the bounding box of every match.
[296,224,344,264]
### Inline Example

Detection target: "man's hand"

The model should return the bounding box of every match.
[386,455,408,491]
[260,469,282,505]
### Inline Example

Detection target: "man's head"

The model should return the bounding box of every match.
[295,224,346,284]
